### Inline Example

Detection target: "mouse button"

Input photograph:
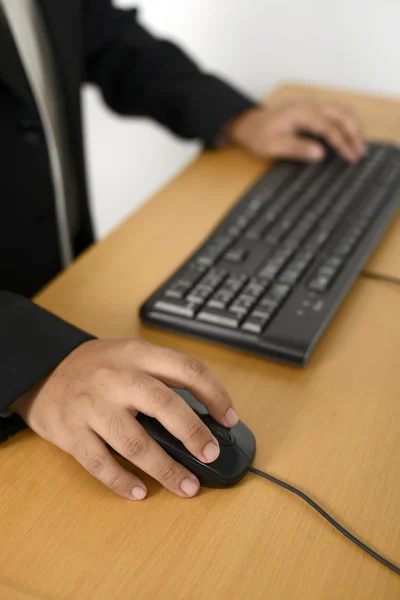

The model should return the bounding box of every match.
[171,388,209,416]
[208,423,235,446]
[200,415,235,445]
[229,421,257,461]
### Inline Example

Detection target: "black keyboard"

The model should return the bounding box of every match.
[140,141,400,366]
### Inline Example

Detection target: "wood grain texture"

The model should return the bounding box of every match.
[1,83,400,600]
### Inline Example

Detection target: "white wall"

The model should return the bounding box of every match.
[83,0,400,239]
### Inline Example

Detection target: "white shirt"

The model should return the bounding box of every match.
[1,0,79,267]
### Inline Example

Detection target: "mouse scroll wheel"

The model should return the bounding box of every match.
[204,419,235,446]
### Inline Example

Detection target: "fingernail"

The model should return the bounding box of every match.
[180,478,200,497]
[309,145,325,161]
[203,440,220,462]
[132,486,147,500]
[224,407,239,427]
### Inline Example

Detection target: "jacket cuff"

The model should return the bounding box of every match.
[189,75,257,147]
[0,292,94,417]
[0,413,28,444]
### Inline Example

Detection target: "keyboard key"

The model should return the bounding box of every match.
[224,274,248,293]
[241,278,269,299]
[188,268,227,303]
[320,212,342,230]
[242,314,272,334]
[164,264,207,298]
[207,288,236,310]
[245,211,277,240]
[197,308,240,328]
[306,228,331,250]
[250,283,289,322]
[178,265,207,287]
[259,246,295,279]
[326,255,344,269]
[187,285,213,304]
[164,281,189,299]
[268,283,291,303]
[224,248,248,262]
[264,221,291,245]
[155,299,198,318]
[308,275,330,292]
[318,265,337,278]
[279,251,315,285]
[201,268,227,288]
[196,236,232,266]
[229,294,256,316]
[286,218,315,246]
[258,297,279,312]
[308,252,345,291]
[227,224,242,238]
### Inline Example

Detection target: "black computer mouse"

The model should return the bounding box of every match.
[136,388,256,488]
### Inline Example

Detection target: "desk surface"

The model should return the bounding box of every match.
[1,83,400,600]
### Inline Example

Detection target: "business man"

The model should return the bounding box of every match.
[0,0,365,501]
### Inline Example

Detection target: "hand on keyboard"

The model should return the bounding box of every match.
[223,99,366,165]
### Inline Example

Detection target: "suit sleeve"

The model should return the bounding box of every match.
[0,292,94,443]
[83,1,256,145]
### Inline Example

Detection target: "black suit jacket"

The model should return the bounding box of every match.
[0,0,254,441]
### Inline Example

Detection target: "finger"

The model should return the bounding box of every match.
[324,101,365,138]
[69,429,148,500]
[125,342,238,428]
[125,377,220,463]
[323,105,366,159]
[93,410,201,498]
[294,108,357,163]
[268,135,326,163]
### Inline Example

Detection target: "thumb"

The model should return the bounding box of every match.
[269,136,326,163]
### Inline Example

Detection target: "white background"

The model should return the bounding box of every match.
[83,0,400,238]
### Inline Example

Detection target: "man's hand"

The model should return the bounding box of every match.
[12,339,238,501]
[224,99,366,164]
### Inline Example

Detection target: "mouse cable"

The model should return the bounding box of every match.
[361,269,400,287]
[248,467,400,576]
[248,268,400,573]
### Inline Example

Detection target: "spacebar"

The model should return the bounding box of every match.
[197,308,240,328]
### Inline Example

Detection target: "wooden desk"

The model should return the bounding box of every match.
[1,83,400,600]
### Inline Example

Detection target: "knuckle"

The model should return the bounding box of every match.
[120,338,149,361]
[186,419,206,440]
[158,463,176,483]
[123,435,149,459]
[340,102,356,116]
[183,356,209,381]
[121,338,140,353]
[86,453,108,475]
[344,116,359,133]
[327,127,342,144]
[106,414,126,442]
[70,437,89,461]
[131,371,148,392]
[152,387,176,412]
[317,118,330,134]
[107,473,125,491]
[77,389,96,410]
[214,386,231,408]
[93,366,116,384]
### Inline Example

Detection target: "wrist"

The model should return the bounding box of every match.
[10,378,46,417]
[222,106,265,144]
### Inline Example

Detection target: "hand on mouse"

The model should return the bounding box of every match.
[223,99,366,164]
[11,339,238,501]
